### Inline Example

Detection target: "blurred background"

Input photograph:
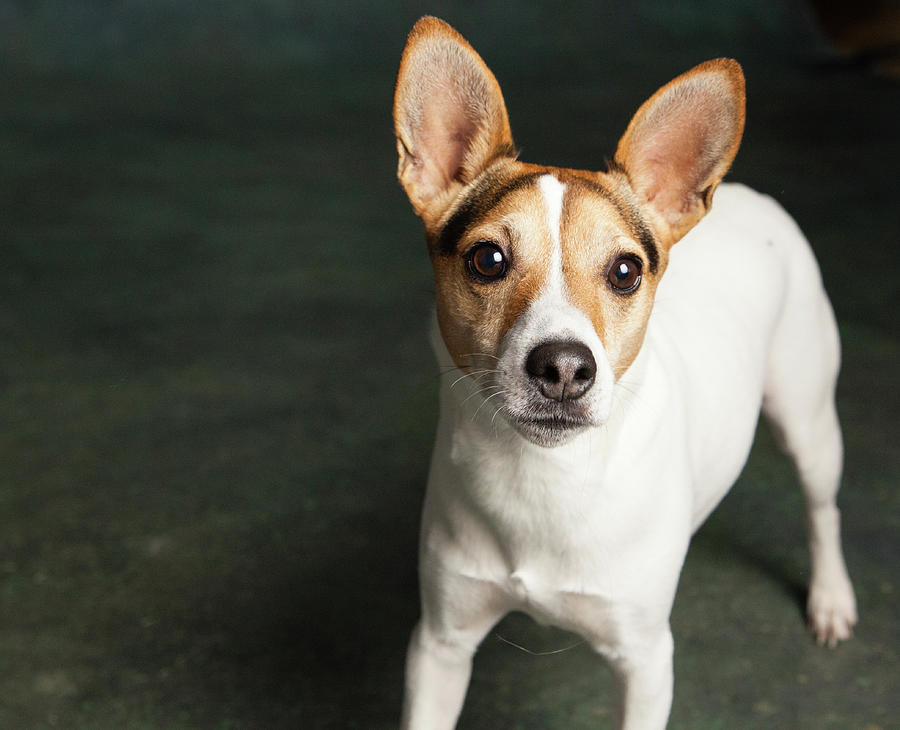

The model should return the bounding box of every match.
[1,1,897,728]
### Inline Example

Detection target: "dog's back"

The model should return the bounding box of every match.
[648,181,842,527]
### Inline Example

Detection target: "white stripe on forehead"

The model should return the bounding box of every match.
[538,174,566,298]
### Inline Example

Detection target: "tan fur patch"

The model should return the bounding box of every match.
[558,174,662,375]
[430,163,554,370]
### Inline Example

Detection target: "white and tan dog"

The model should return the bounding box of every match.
[393,17,857,730]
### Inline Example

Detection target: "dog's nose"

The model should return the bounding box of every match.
[525,341,596,402]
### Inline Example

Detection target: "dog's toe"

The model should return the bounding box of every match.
[807,579,858,648]
[810,611,854,648]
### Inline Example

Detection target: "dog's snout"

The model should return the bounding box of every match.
[525,341,597,402]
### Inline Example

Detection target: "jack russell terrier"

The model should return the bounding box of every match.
[393,16,857,730]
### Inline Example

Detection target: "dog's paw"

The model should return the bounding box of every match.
[807,576,858,648]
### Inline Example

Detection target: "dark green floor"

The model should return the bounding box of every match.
[0,2,897,728]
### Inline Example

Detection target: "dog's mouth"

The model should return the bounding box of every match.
[521,415,588,429]
[508,411,592,447]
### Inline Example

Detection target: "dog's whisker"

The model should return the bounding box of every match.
[437,366,465,374]
[460,384,503,407]
[449,369,495,389]
[436,363,478,379]
[490,400,511,429]
[443,366,501,379]
[459,352,500,361]
[437,361,477,374]
[494,633,585,656]
[471,388,506,420]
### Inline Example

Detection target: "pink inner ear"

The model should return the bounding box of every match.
[626,75,739,225]
[420,95,478,191]
[635,99,722,213]
[638,117,715,217]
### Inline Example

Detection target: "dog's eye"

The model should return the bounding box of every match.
[466,241,508,282]
[607,256,642,294]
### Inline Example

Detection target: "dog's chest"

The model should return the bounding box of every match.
[443,469,689,647]
[501,566,622,640]
[430,421,693,623]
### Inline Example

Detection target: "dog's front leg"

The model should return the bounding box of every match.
[400,621,478,729]
[609,627,674,730]
[401,569,507,729]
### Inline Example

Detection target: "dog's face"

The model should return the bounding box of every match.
[394,17,744,446]
[428,163,663,445]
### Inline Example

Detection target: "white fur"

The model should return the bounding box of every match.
[538,173,566,297]
[401,183,857,729]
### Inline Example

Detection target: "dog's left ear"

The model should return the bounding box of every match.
[614,59,745,248]
[394,17,515,227]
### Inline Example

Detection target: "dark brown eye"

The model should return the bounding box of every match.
[607,256,642,294]
[466,242,507,281]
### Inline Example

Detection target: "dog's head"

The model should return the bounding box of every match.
[394,17,745,446]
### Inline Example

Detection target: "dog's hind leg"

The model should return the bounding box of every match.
[769,391,858,646]
[762,244,857,646]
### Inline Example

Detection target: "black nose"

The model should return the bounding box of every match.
[525,341,597,402]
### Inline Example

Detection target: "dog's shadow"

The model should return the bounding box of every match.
[683,480,810,630]
[166,467,423,728]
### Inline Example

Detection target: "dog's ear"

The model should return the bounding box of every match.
[613,59,745,248]
[394,17,515,226]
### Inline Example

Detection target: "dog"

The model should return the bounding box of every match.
[393,16,857,729]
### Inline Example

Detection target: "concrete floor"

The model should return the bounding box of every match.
[0,2,897,728]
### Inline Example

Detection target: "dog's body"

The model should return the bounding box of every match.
[394,18,857,729]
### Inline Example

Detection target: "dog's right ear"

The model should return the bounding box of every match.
[393,17,515,227]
